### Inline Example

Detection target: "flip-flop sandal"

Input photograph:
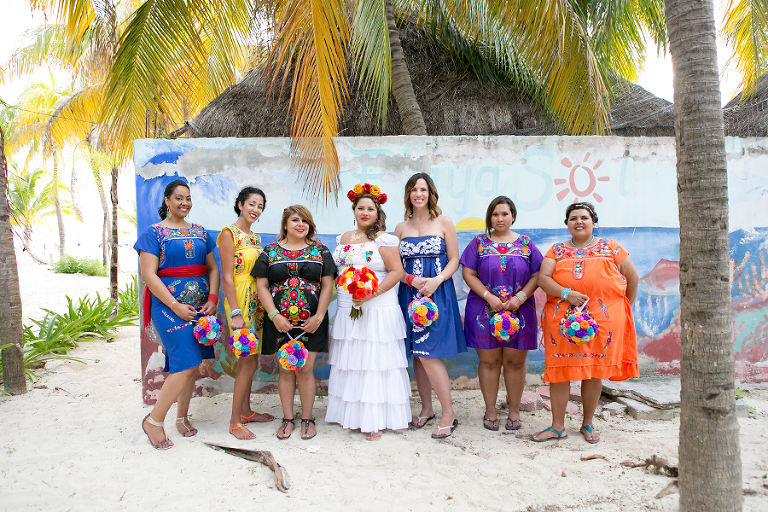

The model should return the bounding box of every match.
[176,416,198,437]
[142,414,173,450]
[241,411,275,423]
[505,418,522,431]
[483,417,500,431]
[301,418,317,440]
[431,419,459,439]
[276,418,294,440]
[580,425,600,444]
[229,423,255,440]
[530,426,567,442]
[409,414,436,429]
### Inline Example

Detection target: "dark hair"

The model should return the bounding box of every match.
[234,186,267,216]
[279,205,318,243]
[158,179,190,220]
[403,172,441,220]
[353,194,387,240]
[564,202,598,224]
[485,196,517,235]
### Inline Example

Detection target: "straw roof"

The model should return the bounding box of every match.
[723,71,768,137]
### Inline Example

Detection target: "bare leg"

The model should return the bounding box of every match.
[411,357,435,425]
[296,352,318,439]
[142,367,197,448]
[531,380,570,441]
[580,378,602,442]
[230,354,258,439]
[275,367,297,438]
[175,370,198,436]
[476,348,502,427]
[417,357,456,435]
[502,348,528,427]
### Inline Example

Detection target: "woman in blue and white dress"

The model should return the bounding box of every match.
[326,185,411,441]
[396,173,467,439]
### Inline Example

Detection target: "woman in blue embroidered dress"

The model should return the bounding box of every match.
[396,173,467,439]
[460,196,542,432]
[218,187,275,440]
[136,180,220,450]
[254,205,335,440]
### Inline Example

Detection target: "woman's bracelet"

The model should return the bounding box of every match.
[406,274,415,287]
[560,288,571,300]
[207,293,219,304]
[267,309,280,321]
[229,308,242,318]
[482,290,489,300]
[436,274,445,282]
[170,300,178,308]
[515,291,527,303]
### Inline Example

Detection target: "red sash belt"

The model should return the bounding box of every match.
[142,264,208,330]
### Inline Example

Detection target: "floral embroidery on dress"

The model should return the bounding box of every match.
[598,298,609,320]
[154,223,207,266]
[573,260,584,280]
[263,243,325,326]
[550,238,613,261]
[603,331,613,350]
[399,236,443,258]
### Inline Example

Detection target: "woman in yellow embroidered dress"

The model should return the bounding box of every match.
[533,202,639,444]
[218,187,274,439]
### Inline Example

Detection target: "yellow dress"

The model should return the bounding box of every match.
[217,224,265,351]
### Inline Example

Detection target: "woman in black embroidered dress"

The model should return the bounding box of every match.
[254,205,335,440]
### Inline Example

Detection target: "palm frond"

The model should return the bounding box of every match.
[29,0,97,48]
[721,0,768,100]
[351,0,390,125]
[267,0,352,200]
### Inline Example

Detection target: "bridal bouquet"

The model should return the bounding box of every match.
[337,266,379,319]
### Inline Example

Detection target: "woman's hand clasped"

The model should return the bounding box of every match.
[170,301,198,322]
[230,313,245,331]
[198,300,217,316]
[417,276,443,297]
[503,296,522,312]
[272,314,293,334]
[566,290,589,308]
[485,293,504,313]
[301,314,324,334]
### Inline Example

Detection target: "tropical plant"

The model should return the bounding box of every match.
[7,166,56,263]
[665,0,741,509]
[52,254,108,276]
[721,0,768,100]
[117,275,139,318]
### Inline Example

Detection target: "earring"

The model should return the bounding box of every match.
[239,212,243,217]
[353,218,356,225]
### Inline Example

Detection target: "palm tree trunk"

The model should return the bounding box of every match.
[386,0,427,135]
[110,165,119,306]
[0,127,27,395]
[664,1,742,510]
[52,151,65,258]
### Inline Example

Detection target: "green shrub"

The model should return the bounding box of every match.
[0,293,137,384]
[118,276,139,319]
[52,255,108,276]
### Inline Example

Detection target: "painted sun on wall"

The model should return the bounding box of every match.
[134,136,768,404]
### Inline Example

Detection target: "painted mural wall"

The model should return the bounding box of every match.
[134,136,768,404]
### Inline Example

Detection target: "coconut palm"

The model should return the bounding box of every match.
[7,166,57,264]
[665,0,742,509]
[721,0,768,100]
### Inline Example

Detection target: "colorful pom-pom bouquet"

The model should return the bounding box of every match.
[559,306,599,345]
[407,297,439,326]
[490,311,520,342]
[193,315,222,346]
[228,328,258,358]
[278,340,309,371]
[336,266,379,319]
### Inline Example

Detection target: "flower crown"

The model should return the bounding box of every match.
[346,183,387,205]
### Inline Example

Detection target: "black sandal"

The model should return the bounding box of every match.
[276,418,294,440]
[300,418,317,440]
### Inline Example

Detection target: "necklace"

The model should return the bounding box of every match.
[350,231,365,242]
[571,235,594,248]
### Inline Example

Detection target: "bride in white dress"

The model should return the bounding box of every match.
[326,184,411,441]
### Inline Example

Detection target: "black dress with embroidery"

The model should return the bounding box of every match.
[252,241,336,354]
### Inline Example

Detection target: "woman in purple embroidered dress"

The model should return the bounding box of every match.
[460,196,542,432]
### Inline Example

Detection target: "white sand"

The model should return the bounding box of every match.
[3,254,768,511]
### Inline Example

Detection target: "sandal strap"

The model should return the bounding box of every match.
[301,418,316,425]
[145,415,164,427]
[176,415,190,424]
[230,423,249,434]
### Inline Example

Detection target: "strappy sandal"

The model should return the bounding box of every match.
[300,418,317,440]
[142,414,173,450]
[409,414,435,429]
[241,411,275,423]
[531,426,567,442]
[176,415,198,437]
[276,418,294,440]
[431,419,459,439]
[229,423,255,440]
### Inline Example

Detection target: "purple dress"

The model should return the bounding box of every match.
[460,234,543,350]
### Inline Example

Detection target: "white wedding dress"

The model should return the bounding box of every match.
[325,233,411,432]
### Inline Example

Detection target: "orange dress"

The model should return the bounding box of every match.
[541,238,638,383]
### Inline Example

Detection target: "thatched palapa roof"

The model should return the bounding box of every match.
[724,71,768,137]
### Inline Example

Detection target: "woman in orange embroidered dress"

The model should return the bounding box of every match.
[532,202,638,444]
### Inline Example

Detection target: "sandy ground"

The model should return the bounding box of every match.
[2,254,768,511]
